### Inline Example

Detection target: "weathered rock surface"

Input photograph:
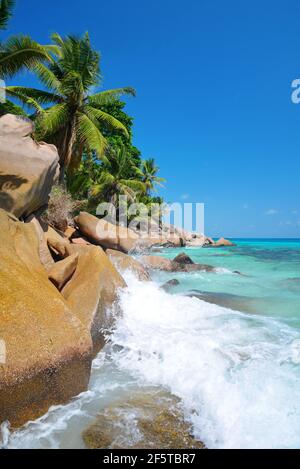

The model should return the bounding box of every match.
[48,253,79,290]
[0,114,59,219]
[173,253,194,265]
[106,249,150,282]
[62,245,126,354]
[75,212,140,254]
[214,237,236,247]
[26,215,55,271]
[204,237,235,248]
[44,225,70,258]
[0,209,92,427]
[82,388,205,449]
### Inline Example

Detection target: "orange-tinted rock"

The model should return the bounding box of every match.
[214,237,236,247]
[62,245,126,354]
[48,253,79,290]
[0,209,92,427]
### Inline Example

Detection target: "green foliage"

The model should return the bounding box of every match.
[0,0,14,30]
[4,32,136,180]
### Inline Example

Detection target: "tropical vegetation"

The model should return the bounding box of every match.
[0,2,165,223]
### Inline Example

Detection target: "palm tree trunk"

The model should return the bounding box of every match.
[58,116,77,184]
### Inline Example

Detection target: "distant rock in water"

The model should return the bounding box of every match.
[173,253,195,265]
[82,388,205,450]
[187,290,260,314]
[142,254,216,273]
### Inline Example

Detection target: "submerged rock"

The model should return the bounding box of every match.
[0,114,59,218]
[188,290,260,313]
[161,279,180,292]
[82,389,205,449]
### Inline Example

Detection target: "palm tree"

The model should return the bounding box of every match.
[139,158,165,194]
[0,0,51,79]
[5,32,136,181]
[91,144,146,206]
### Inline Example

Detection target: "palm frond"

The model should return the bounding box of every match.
[88,87,136,107]
[34,62,61,92]
[6,85,62,105]
[36,103,70,138]
[76,112,108,161]
[0,35,51,78]
[84,105,129,137]
[0,98,27,117]
[4,87,43,112]
[0,0,14,30]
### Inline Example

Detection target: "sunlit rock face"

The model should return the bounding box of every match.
[0,209,92,427]
[0,114,59,218]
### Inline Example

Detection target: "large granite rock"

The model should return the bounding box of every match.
[0,209,92,427]
[106,249,150,281]
[214,237,236,247]
[0,114,59,219]
[62,244,126,354]
[74,212,140,254]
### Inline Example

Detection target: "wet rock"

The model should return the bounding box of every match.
[173,253,194,265]
[82,389,205,449]
[188,290,259,313]
[142,255,216,273]
[61,245,126,355]
[106,249,151,282]
[161,279,180,292]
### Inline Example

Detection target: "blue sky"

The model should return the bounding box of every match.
[4,0,300,237]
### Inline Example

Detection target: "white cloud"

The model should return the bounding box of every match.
[181,194,190,200]
[265,209,278,216]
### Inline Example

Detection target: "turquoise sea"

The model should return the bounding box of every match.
[2,239,300,449]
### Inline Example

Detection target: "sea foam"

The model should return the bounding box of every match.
[3,271,300,449]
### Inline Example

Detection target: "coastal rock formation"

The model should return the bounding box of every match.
[161,279,180,292]
[74,212,140,253]
[0,209,92,427]
[26,215,55,271]
[142,254,216,273]
[48,253,79,290]
[82,389,205,449]
[214,237,236,247]
[142,255,174,272]
[0,114,59,218]
[106,249,151,281]
[62,245,126,354]
[173,253,194,265]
